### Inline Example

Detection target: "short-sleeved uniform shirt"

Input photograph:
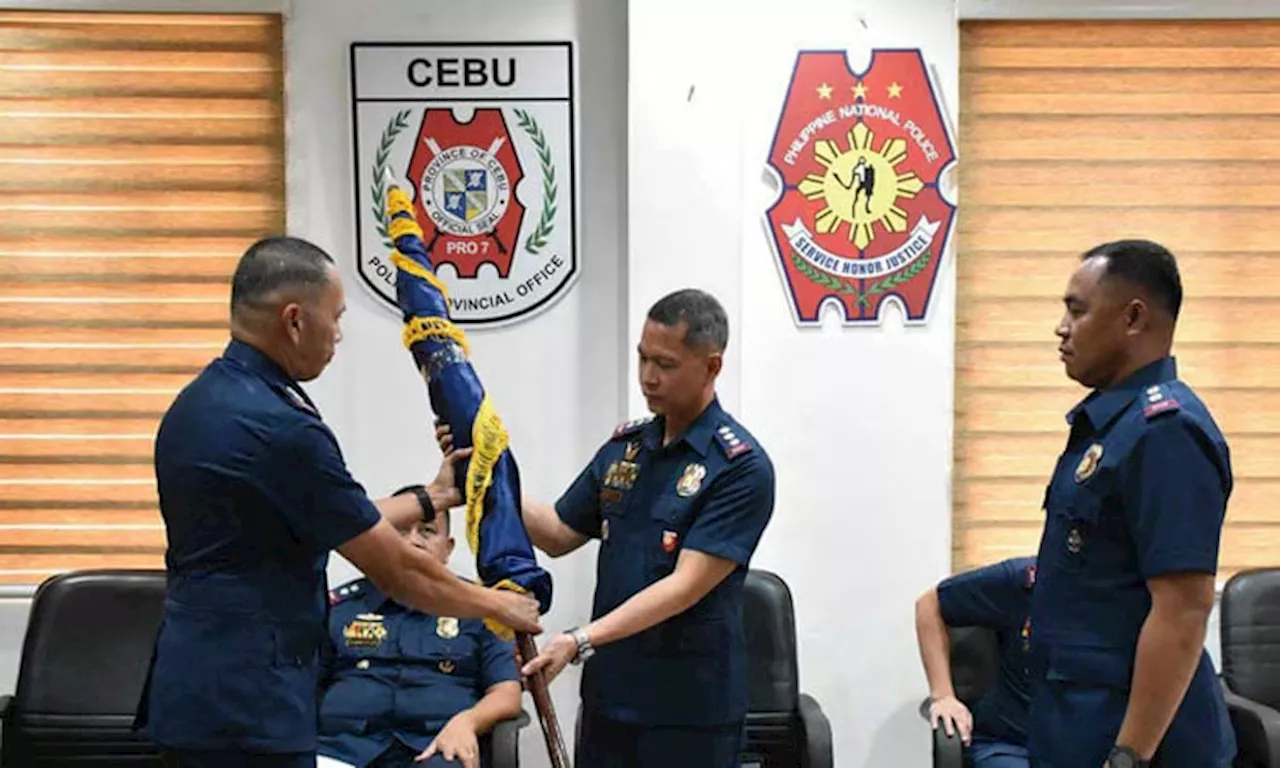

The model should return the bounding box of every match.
[317,577,519,767]
[1029,356,1235,767]
[555,397,775,728]
[140,340,383,752]
[936,556,1036,747]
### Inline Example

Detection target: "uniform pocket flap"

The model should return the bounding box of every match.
[318,715,368,736]
[1046,645,1131,689]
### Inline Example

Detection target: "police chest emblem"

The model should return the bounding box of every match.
[676,463,707,497]
[1066,526,1084,554]
[436,616,459,640]
[343,614,388,648]
[1074,443,1103,483]
[624,441,641,461]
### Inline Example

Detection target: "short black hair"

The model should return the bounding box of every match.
[392,484,449,529]
[230,236,335,316]
[1083,239,1183,320]
[646,288,729,353]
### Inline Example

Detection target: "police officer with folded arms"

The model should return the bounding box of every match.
[138,236,541,768]
[1030,239,1234,768]
[444,289,775,767]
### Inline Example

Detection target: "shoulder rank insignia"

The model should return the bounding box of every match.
[1142,384,1181,420]
[612,416,653,440]
[714,424,752,459]
[328,580,364,605]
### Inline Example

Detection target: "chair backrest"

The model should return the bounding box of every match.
[743,569,800,715]
[14,569,166,715]
[4,569,167,766]
[1221,568,1280,709]
[948,625,1000,708]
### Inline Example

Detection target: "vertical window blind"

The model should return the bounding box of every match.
[0,11,284,583]
[956,20,1280,581]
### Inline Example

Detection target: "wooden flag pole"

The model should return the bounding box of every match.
[517,632,571,768]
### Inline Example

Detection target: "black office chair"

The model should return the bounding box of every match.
[0,569,167,766]
[740,569,832,768]
[1220,568,1280,768]
[918,625,1001,768]
[570,570,832,768]
[489,709,530,768]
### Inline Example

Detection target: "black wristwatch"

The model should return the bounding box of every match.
[1107,745,1148,768]
[413,486,435,520]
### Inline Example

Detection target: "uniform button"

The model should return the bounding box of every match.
[356,659,370,670]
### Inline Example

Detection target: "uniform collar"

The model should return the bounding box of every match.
[223,338,319,413]
[1068,356,1177,430]
[643,397,723,457]
[224,338,294,388]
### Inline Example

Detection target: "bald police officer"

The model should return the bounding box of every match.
[140,237,540,768]
[1031,239,1234,768]
[508,289,774,767]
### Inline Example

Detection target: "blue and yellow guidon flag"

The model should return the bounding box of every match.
[383,178,552,638]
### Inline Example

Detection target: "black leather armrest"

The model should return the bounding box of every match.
[798,693,832,768]
[932,725,965,768]
[1223,684,1280,768]
[489,708,531,768]
[0,693,8,759]
[920,696,964,768]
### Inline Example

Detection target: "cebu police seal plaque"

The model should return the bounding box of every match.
[764,50,956,326]
[351,43,578,326]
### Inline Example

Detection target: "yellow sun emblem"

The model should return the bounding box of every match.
[796,123,924,250]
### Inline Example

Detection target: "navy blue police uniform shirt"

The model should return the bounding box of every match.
[1031,356,1235,766]
[555,397,775,728]
[141,339,383,752]
[317,577,519,767]
[935,556,1036,747]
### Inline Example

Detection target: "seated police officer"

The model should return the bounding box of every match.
[317,485,521,768]
[915,557,1037,768]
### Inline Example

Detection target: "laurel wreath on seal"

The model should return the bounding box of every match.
[371,109,413,251]
[513,108,557,254]
[791,250,933,309]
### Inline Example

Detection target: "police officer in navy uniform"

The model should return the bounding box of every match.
[317,486,521,768]
[497,288,773,767]
[1030,239,1235,768]
[915,557,1037,767]
[140,237,540,768]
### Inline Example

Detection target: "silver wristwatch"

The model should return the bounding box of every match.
[567,627,594,664]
